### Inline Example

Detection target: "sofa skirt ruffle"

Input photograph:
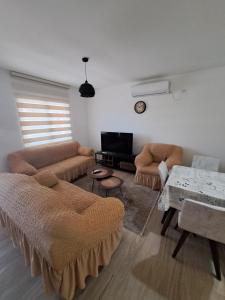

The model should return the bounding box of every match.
[135,173,161,190]
[56,158,96,182]
[0,207,122,300]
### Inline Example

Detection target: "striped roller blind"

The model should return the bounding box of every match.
[16,97,72,148]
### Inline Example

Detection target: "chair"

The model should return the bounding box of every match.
[141,161,169,236]
[135,143,183,190]
[158,161,178,235]
[172,199,225,280]
[192,155,220,172]
[161,155,220,236]
[158,160,169,190]
[158,161,172,224]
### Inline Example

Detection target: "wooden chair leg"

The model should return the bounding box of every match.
[208,240,221,281]
[161,207,177,236]
[161,210,169,224]
[172,230,190,258]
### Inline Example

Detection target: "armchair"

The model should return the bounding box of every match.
[135,143,183,190]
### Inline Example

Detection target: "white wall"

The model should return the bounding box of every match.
[69,87,89,146]
[87,66,225,171]
[0,69,23,171]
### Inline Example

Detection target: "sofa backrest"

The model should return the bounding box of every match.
[146,143,182,162]
[10,141,80,169]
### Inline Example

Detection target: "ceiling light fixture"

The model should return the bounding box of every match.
[79,57,95,98]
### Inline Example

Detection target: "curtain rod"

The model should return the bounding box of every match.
[10,71,71,89]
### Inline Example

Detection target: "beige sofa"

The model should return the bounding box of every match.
[7,141,95,182]
[0,171,124,300]
[135,143,183,190]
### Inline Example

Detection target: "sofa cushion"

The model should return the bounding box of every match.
[34,171,59,188]
[39,155,95,181]
[53,180,98,213]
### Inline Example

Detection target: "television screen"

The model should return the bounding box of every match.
[101,132,133,155]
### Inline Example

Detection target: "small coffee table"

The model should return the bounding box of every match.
[88,166,113,192]
[99,176,124,198]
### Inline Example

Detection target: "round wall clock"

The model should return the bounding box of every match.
[134,101,146,114]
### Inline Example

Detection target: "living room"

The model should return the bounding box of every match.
[0,1,225,300]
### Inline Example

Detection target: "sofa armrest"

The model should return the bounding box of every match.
[82,197,124,230]
[78,146,94,157]
[7,153,37,175]
[165,147,183,169]
[44,198,124,243]
[135,148,153,168]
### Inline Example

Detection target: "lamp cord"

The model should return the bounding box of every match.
[85,62,87,81]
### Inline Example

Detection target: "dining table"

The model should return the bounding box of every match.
[158,165,225,212]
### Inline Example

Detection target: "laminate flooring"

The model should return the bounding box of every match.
[0,205,224,300]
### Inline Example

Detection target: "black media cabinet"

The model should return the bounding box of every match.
[95,151,136,172]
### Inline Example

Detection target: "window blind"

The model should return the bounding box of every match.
[16,97,72,148]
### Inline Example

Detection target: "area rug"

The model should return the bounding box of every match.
[74,169,159,234]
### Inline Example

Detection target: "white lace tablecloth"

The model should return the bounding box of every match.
[158,165,225,211]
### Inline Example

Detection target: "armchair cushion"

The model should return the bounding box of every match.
[137,162,159,175]
[135,146,153,167]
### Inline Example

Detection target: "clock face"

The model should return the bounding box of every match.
[134,101,146,114]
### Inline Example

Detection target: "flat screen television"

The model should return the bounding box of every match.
[101,131,133,155]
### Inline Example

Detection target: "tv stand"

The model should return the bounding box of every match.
[95,151,136,172]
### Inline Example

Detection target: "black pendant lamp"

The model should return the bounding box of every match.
[79,57,95,98]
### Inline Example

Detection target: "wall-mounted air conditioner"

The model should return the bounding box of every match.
[131,80,170,97]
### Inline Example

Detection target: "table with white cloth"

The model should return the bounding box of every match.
[158,165,225,211]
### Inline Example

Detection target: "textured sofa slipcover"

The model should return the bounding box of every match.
[0,173,124,299]
[135,143,183,190]
[7,141,95,182]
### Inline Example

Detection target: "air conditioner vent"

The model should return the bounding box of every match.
[131,80,170,97]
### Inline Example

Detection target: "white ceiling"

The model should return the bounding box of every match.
[0,0,225,88]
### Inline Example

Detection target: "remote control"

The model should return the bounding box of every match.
[92,170,102,174]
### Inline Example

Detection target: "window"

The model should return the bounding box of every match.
[16,97,72,147]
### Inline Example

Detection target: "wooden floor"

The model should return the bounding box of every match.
[0,206,224,300]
